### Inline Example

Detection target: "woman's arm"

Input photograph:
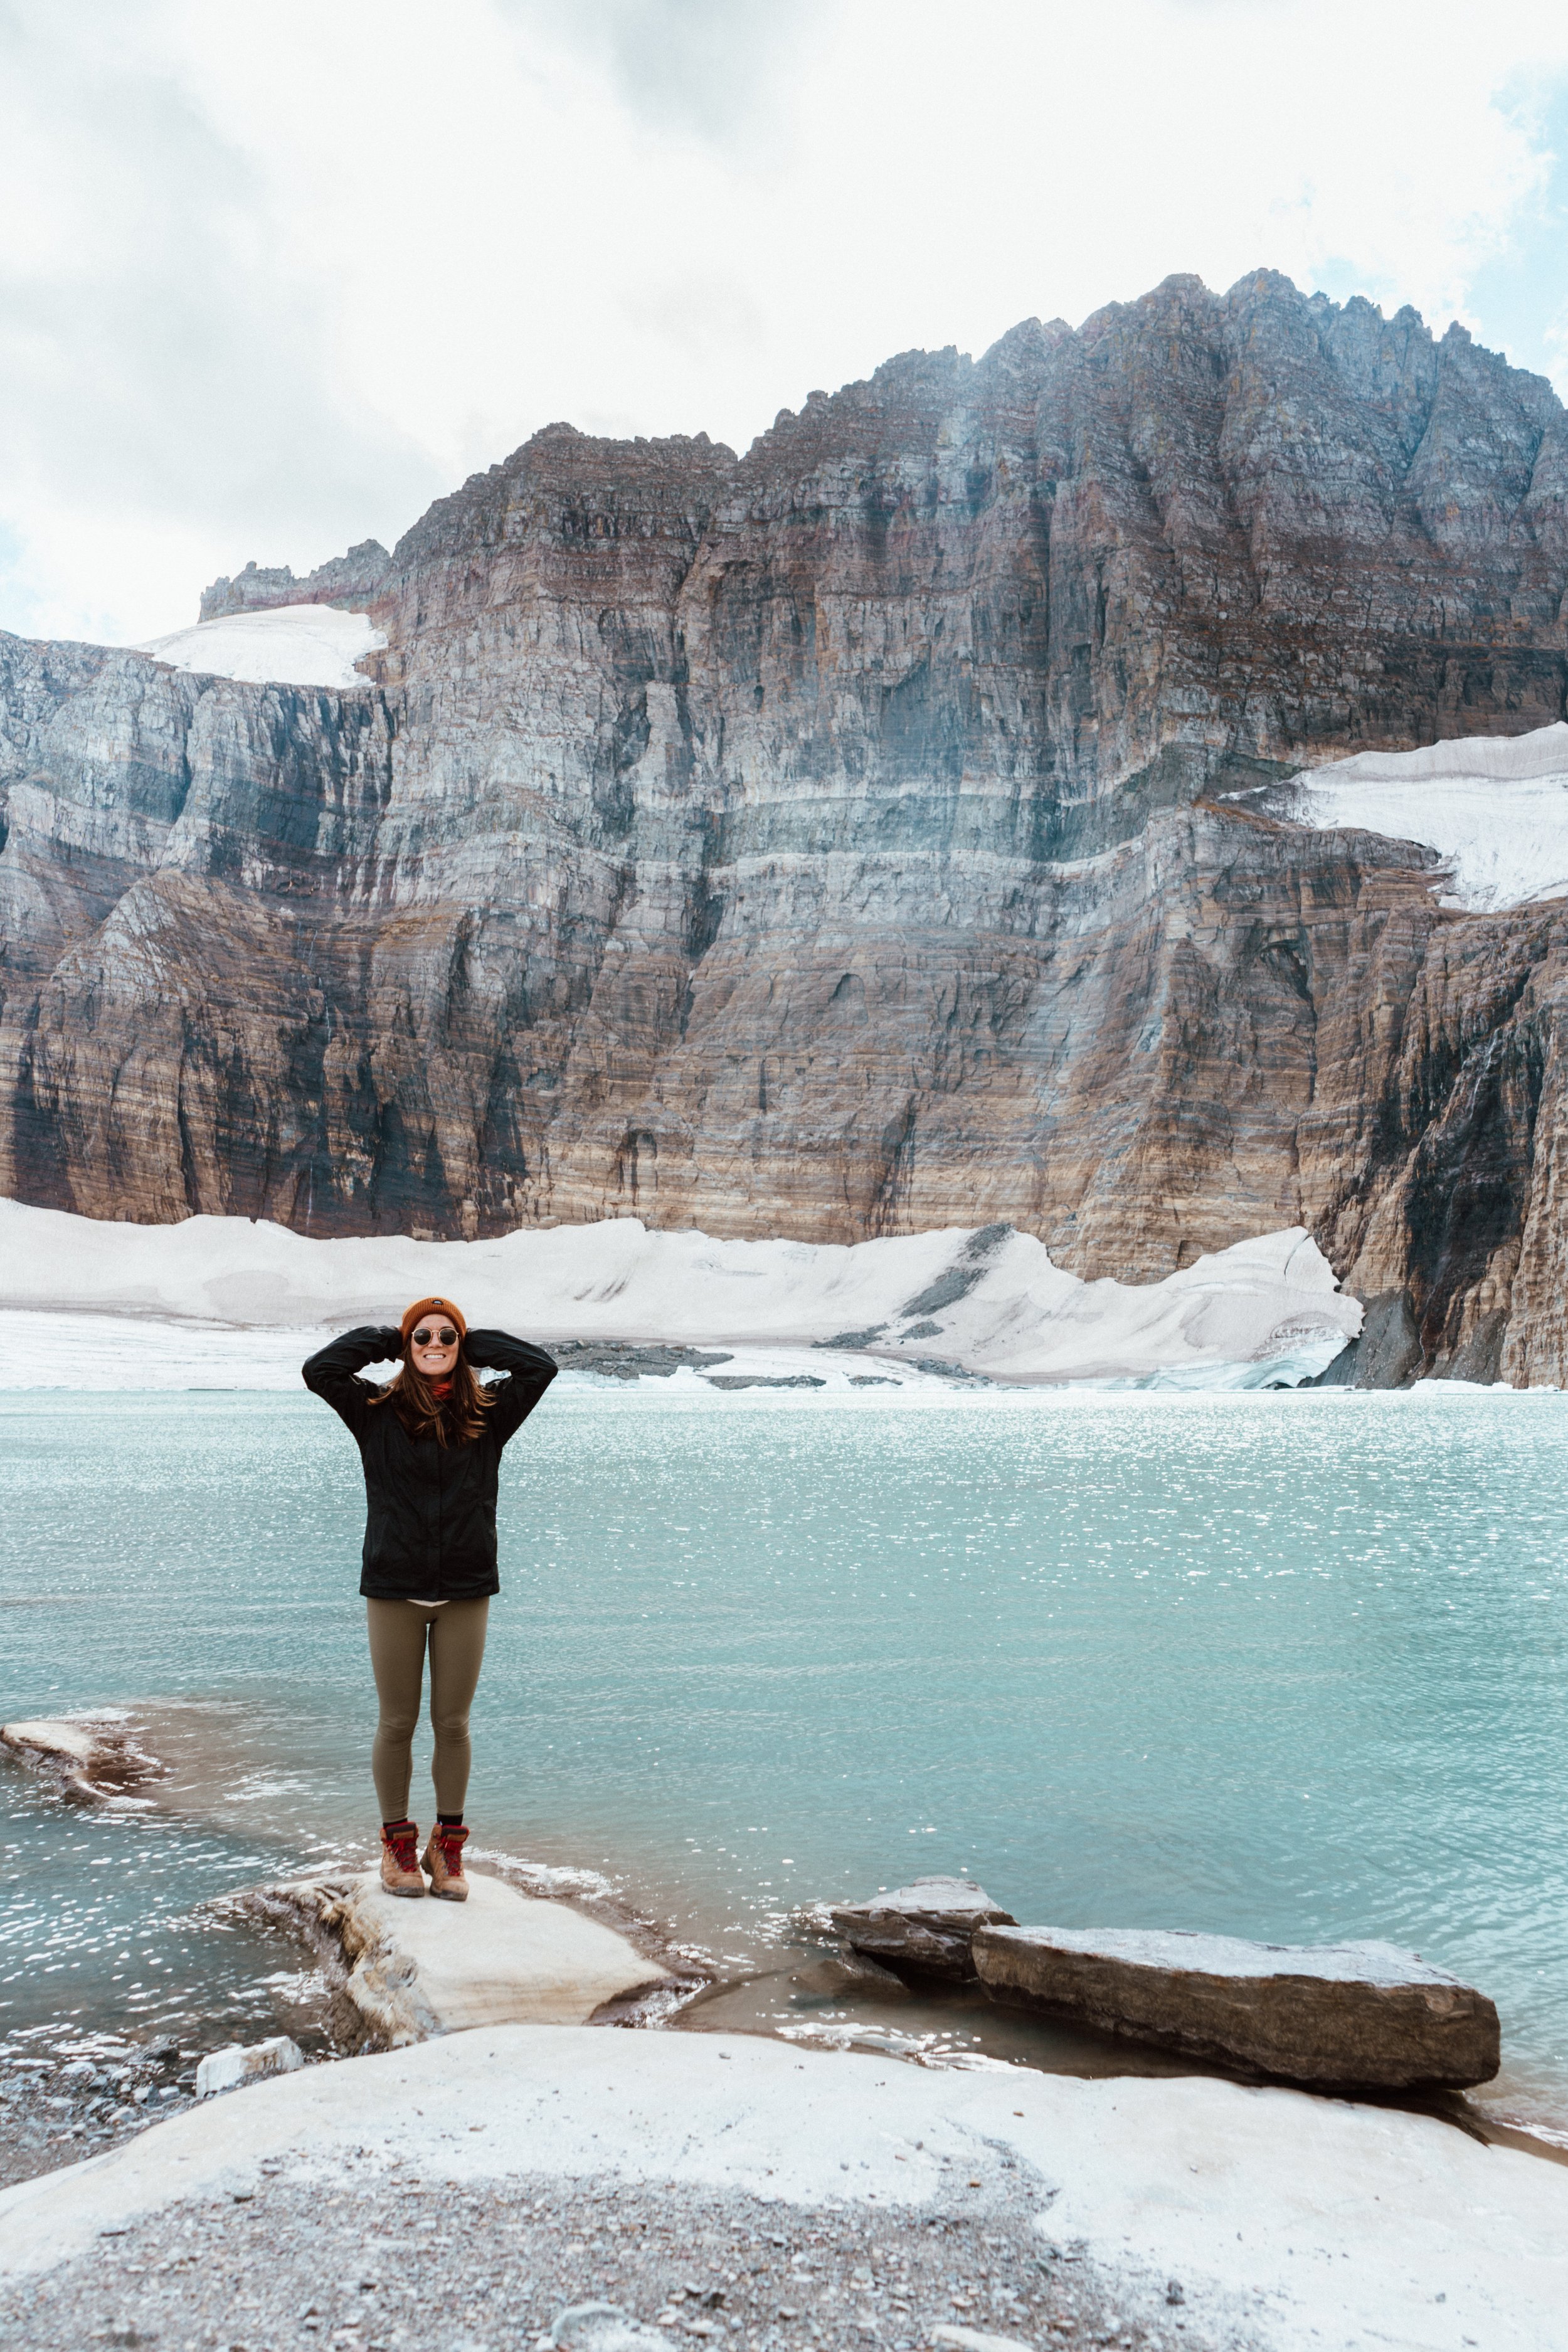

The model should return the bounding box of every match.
[302,1325,403,1440]
[462,1329,558,1446]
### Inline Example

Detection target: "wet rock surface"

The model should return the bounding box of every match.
[0,2175,1221,2352]
[829,1882,1017,1983]
[973,1927,1501,2090]
[0,1715,163,1804]
[547,1343,736,1382]
[787,1951,914,2003]
[274,1870,671,2041]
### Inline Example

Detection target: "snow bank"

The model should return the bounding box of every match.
[0,1202,1359,1391]
[1308,724,1568,787]
[1286,720,1568,912]
[1,2024,1562,2349]
[132,604,384,690]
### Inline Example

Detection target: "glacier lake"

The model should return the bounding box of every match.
[2,1381,1565,2141]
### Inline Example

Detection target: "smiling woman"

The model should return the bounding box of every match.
[302,1296,558,1899]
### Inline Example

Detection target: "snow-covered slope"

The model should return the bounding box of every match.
[133,604,384,689]
[1287,721,1568,912]
[0,1203,1359,1391]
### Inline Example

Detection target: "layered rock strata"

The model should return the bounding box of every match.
[3,270,1568,1378]
[199,539,391,620]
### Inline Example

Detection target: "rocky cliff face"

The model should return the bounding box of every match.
[3,269,1568,1381]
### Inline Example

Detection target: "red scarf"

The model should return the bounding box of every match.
[429,1377,453,1402]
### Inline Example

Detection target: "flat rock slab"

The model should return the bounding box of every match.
[283,1869,667,2040]
[829,1875,1016,1980]
[973,1924,1500,2089]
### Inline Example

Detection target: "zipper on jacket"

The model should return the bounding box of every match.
[434,1434,445,1602]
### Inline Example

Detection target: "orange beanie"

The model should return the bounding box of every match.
[400,1295,467,1344]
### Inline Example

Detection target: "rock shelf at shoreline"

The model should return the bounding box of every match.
[1,2025,1563,2350]
[819,1882,1500,2095]
[0,1727,1537,2346]
[275,1869,672,2040]
[973,1926,1501,2091]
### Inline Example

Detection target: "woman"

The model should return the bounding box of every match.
[303,1298,557,1902]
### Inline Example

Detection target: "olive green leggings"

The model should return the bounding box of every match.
[366,1597,490,1821]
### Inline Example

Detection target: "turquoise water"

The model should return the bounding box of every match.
[2,1385,1565,2132]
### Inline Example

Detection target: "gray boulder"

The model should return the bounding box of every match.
[829,1876,1016,1981]
[973,1924,1500,2089]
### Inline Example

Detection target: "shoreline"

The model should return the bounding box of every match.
[2,1338,1555,1401]
[6,1709,1568,2162]
[4,2023,1567,2349]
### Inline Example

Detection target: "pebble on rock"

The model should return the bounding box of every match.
[194,2035,305,2098]
[550,2303,679,2352]
[931,2330,1037,2352]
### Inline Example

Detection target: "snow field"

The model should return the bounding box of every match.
[0,1202,1360,1391]
[1289,719,1568,913]
[132,603,384,690]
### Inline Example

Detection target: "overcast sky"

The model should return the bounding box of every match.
[3,0,1567,647]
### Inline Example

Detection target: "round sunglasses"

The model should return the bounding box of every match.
[411,1326,458,1348]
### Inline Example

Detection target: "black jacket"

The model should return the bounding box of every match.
[302,1327,558,1600]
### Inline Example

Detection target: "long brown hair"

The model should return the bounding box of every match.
[371,1353,495,1447]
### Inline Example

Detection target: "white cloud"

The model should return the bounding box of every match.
[2,0,1565,645]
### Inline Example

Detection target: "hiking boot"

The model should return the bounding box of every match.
[423,1821,469,1901]
[379,1819,426,1897]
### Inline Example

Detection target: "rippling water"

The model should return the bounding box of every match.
[3,1384,1565,2134]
